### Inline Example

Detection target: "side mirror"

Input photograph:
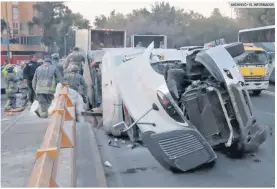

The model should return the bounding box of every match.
[152,103,159,111]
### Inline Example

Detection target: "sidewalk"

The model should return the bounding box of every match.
[1,107,50,187]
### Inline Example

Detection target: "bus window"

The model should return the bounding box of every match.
[239,28,275,43]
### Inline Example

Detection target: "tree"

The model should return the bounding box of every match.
[235,8,275,28]
[1,19,8,34]
[93,2,243,47]
[31,2,90,55]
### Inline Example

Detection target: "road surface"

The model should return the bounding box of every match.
[93,86,275,187]
[1,94,50,187]
[1,85,275,187]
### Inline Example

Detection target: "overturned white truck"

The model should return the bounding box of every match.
[89,43,267,172]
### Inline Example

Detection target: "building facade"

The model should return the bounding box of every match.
[1,2,47,64]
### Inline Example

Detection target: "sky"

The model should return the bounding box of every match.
[65,0,234,26]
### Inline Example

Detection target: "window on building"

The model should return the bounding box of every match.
[12,7,19,20]
[12,2,19,5]
[13,22,19,36]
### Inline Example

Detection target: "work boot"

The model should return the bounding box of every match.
[40,104,48,118]
[40,112,48,118]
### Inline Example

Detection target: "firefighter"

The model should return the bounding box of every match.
[51,53,60,67]
[63,47,86,75]
[4,65,19,112]
[18,61,29,107]
[64,64,87,103]
[52,53,64,77]
[2,60,12,77]
[32,58,63,118]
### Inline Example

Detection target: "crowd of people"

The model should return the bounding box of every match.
[2,47,97,119]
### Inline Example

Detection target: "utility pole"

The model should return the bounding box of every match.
[5,2,11,63]
[64,34,67,57]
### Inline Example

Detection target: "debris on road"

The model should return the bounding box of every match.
[127,143,139,149]
[104,161,112,167]
[253,159,261,163]
[250,153,256,157]
[108,140,120,148]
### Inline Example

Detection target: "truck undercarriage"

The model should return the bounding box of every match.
[87,43,268,172]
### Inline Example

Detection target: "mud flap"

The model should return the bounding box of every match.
[142,129,217,172]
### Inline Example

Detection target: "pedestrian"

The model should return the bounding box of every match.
[64,64,87,103]
[4,65,19,112]
[18,61,29,107]
[32,58,63,118]
[23,55,40,104]
[63,47,86,75]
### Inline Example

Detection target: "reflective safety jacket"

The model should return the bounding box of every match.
[63,51,86,74]
[5,72,19,97]
[2,64,13,77]
[64,72,87,96]
[32,62,63,94]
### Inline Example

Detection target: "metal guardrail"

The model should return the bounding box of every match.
[28,86,76,187]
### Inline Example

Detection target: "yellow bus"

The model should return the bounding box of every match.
[234,43,269,95]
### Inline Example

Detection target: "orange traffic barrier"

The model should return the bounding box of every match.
[28,86,76,187]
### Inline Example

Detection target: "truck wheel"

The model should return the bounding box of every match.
[252,90,262,96]
[123,105,139,142]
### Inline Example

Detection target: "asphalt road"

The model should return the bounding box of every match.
[93,85,275,187]
[1,94,50,187]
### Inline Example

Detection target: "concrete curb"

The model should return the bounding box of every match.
[87,124,107,187]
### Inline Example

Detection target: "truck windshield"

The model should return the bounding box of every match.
[234,50,268,65]
[151,61,184,77]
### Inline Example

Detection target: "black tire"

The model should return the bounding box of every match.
[123,105,138,142]
[252,90,262,96]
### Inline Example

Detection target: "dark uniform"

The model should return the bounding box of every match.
[23,59,40,103]
[63,47,86,75]
[64,65,87,103]
[4,66,19,111]
[32,58,63,118]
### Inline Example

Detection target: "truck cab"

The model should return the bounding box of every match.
[234,43,269,95]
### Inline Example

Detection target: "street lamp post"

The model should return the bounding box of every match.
[5,2,11,63]
[64,34,68,57]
